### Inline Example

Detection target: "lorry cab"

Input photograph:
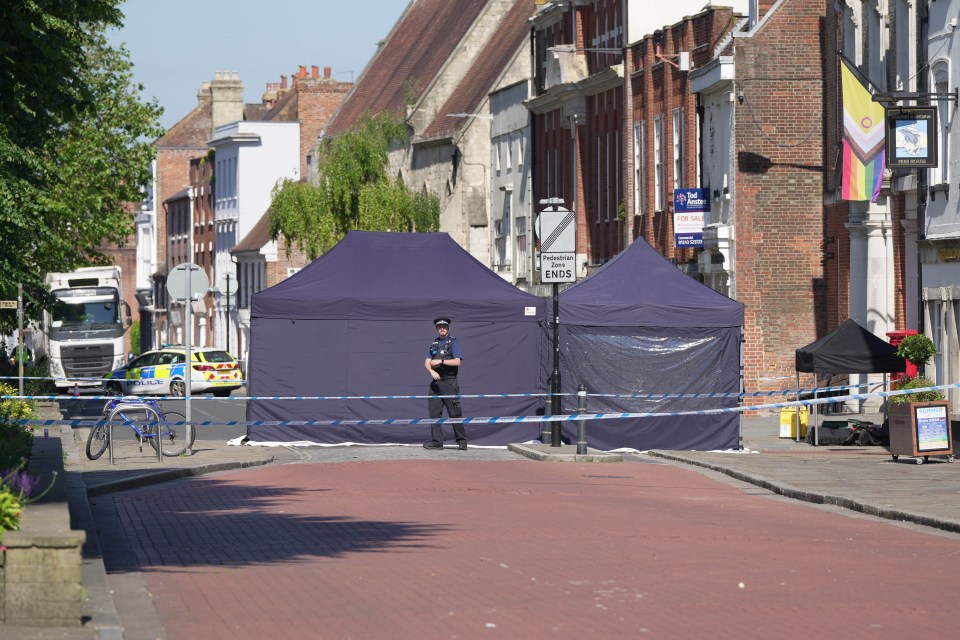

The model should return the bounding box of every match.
[44,267,132,390]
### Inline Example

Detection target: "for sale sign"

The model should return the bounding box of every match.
[673,188,709,248]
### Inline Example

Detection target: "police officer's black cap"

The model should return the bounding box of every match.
[433,317,451,327]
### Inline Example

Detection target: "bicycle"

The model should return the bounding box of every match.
[86,392,195,460]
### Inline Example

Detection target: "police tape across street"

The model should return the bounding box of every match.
[4,380,957,429]
[0,375,902,401]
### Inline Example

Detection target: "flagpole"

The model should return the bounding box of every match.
[836,49,882,93]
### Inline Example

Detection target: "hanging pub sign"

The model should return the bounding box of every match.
[885,106,938,168]
[673,188,708,248]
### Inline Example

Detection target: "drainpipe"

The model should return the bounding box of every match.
[623,0,633,248]
[916,0,928,333]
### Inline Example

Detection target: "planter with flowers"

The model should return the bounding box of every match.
[887,335,953,463]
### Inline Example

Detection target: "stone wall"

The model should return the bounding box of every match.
[1,429,85,626]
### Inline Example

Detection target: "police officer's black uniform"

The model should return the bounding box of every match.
[424,317,466,450]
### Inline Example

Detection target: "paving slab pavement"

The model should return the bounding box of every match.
[5,409,960,638]
[655,411,960,534]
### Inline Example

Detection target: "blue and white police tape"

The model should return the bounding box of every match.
[0,379,895,403]
[11,382,955,429]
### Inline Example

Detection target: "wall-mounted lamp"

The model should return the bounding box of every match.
[447,112,494,120]
[547,45,624,56]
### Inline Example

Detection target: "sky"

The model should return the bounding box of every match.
[106,1,410,130]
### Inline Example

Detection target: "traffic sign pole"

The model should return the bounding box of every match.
[551,282,561,446]
[167,262,208,457]
[225,274,231,355]
[536,198,576,447]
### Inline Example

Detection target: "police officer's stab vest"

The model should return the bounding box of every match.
[430,336,458,378]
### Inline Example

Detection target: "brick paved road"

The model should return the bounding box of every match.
[110,460,960,639]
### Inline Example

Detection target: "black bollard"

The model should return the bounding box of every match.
[576,384,587,454]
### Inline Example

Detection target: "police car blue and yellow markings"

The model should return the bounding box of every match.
[193,361,240,383]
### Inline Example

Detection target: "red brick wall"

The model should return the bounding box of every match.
[631,8,733,264]
[586,86,624,263]
[98,233,138,357]
[191,154,216,346]
[734,0,827,391]
[533,109,581,255]
[266,241,311,289]
[295,73,352,179]
[822,201,850,332]
[533,1,625,268]
[156,147,207,266]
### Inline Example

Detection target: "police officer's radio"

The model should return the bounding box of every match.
[430,336,457,375]
[430,337,453,368]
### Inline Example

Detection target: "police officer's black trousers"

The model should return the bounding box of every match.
[429,377,466,445]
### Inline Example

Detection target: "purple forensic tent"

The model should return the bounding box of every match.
[246,232,548,445]
[557,238,744,451]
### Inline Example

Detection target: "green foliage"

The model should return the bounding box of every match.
[0,382,35,471]
[0,354,56,397]
[1,461,58,543]
[0,487,22,543]
[270,112,440,260]
[896,333,936,368]
[1,10,163,318]
[402,78,422,106]
[888,377,945,404]
[130,320,141,357]
[0,1,125,150]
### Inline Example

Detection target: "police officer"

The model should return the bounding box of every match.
[423,317,467,450]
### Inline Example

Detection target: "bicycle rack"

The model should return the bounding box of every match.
[108,400,164,465]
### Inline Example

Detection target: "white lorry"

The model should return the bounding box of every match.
[43,266,132,391]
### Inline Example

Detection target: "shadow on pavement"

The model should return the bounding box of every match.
[95,477,450,573]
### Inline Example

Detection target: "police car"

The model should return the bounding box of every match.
[104,347,242,397]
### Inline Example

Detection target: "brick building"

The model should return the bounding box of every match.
[230,213,308,368]
[733,0,828,394]
[528,0,626,275]
[528,0,838,392]
[141,67,349,356]
[629,6,740,276]
[142,72,247,350]
[227,66,351,364]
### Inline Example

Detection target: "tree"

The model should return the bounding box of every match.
[0,1,124,150]
[0,11,162,324]
[270,112,440,259]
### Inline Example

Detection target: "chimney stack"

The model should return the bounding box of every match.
[312,65,319,78]
[209,70,244,133]
[324,66,331,79]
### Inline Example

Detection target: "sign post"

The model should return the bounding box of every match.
[2,291,28,396]
[216,275,235,354]
[167,263,209,456]
[17,285,23,398]
[536,198,576,447]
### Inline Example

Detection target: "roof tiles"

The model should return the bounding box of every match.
[422,0,533,140]
[323,0,490,138]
